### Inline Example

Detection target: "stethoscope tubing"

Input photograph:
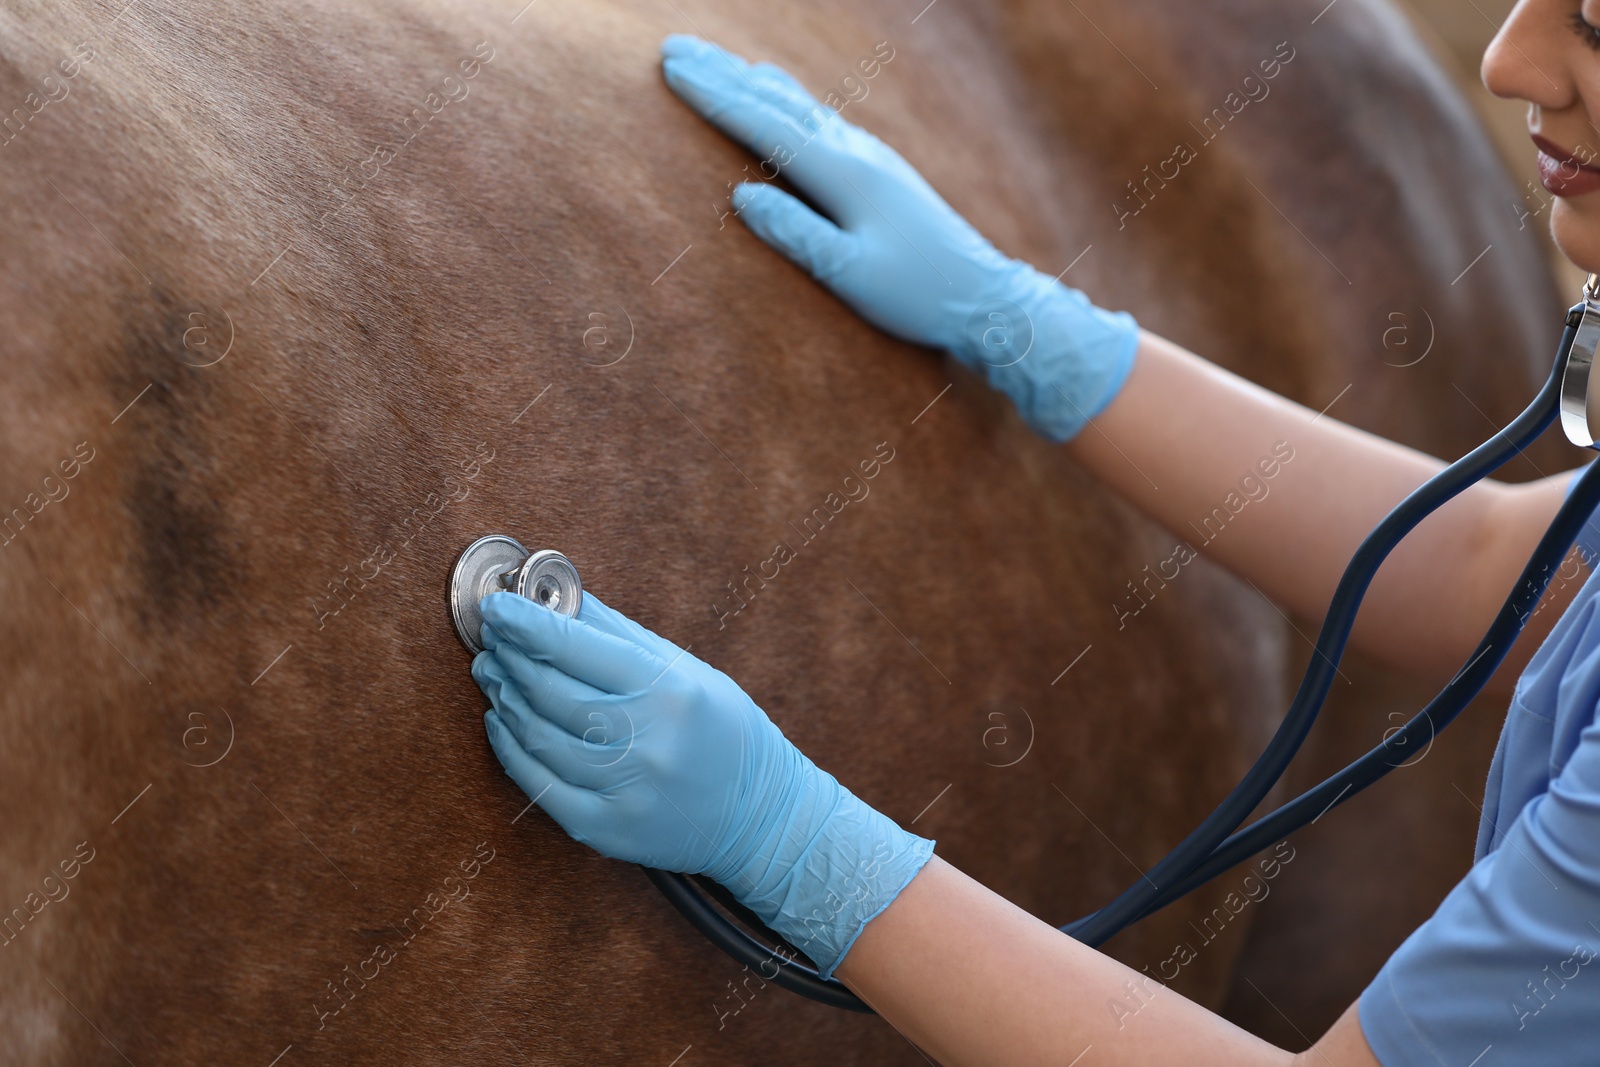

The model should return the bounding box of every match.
[1063,306,1582,944]
[648,300,1597,1010]
[1139,356,1600,918]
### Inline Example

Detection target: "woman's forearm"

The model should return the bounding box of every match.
[1065,330,1580,688]
[834,856,1375,1066]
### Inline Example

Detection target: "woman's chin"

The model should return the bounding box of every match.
[1551,200,1600,275]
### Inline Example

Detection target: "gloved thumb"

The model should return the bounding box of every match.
[732,182,856,285]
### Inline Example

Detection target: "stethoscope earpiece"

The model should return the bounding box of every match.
[1559,273,1600,450]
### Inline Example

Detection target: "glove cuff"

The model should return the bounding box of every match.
[948,265,1140,442]
[711,749,935,979]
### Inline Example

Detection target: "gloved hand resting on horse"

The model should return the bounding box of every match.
[659,33,1139,443]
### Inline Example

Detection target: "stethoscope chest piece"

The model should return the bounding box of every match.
[448,535,583,653]
[1560,273,1600,450]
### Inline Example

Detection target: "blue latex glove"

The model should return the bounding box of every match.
[660,34,1139,442]
[473,590,934,978]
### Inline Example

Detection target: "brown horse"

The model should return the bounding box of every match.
[0,0,1571,1062]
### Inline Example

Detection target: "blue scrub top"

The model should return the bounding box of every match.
[1359,491,1600,1065]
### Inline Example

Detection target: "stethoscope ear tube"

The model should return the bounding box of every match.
[1139,437,1600,916]
[1059,307,1581,946]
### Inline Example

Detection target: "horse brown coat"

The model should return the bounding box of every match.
[0,0,1570,1061]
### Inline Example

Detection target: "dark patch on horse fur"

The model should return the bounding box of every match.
[113,286,233,629]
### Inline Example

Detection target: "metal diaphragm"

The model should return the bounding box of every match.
[449,536,583,653]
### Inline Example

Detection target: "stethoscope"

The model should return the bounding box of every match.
[449,276,1600,1012]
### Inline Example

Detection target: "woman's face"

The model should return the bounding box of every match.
[1487,1,1600,271]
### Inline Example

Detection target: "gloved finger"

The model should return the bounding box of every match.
[486,684,627,791]
[480,591,666,694]
[480,620,506,653]
[748,60,828,110]
[661,40,812,164]
[663,36,834,131]
[470,646,553,723]
[488,592,678,671]
[485,710,604,834]
[472,648,509,703]
[484,639,617,738]
[663,37,880,217]
[576,592,681,662]
[745,65,845,142]
[732,182,856,284]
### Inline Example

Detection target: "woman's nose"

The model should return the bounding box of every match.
[1482,0,1576,111]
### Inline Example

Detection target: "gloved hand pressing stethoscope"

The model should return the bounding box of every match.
[473,591,933,978]
[661,34,1139,442]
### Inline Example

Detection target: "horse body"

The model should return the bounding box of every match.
[0,0,1564,1061]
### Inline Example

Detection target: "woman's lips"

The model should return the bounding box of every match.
[1534,134,1600,197]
